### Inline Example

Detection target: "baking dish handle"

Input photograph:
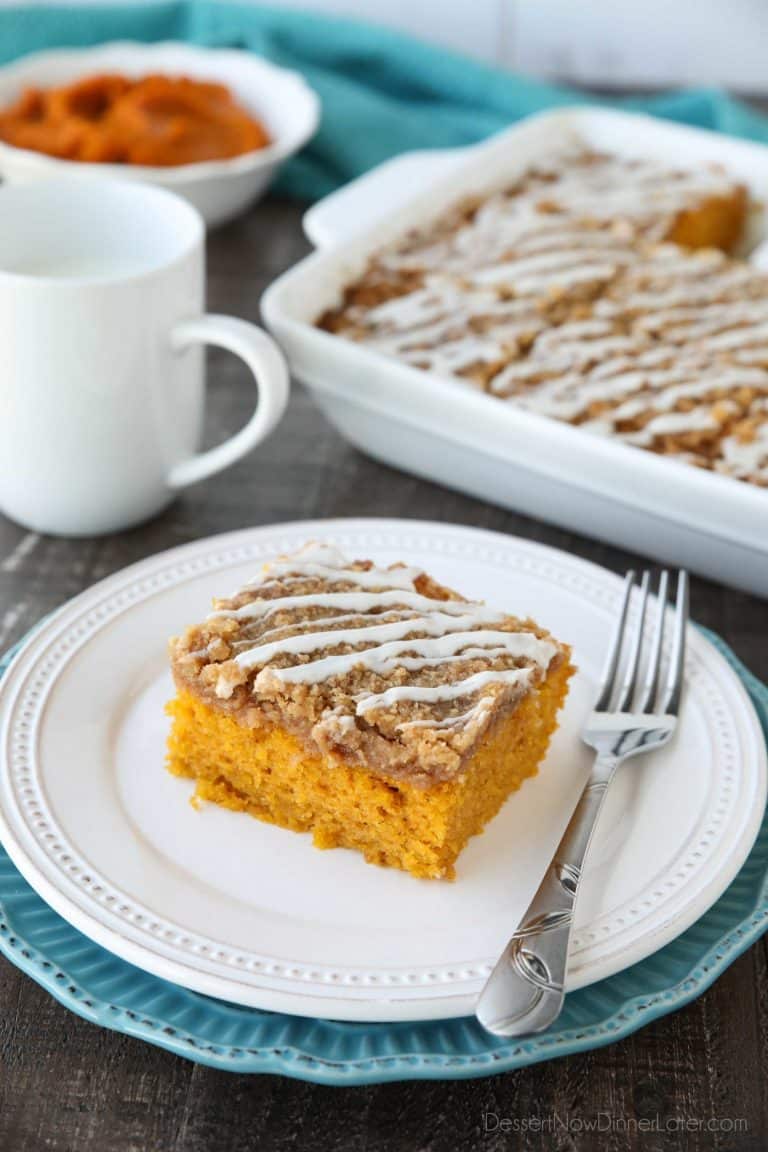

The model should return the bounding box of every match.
[303,148,467,250]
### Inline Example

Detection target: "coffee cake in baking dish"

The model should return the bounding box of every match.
[166,543,574,880]
[319,149,768,487]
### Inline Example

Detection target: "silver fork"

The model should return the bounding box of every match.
[475,568,689,1037]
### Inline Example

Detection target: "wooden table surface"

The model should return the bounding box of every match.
[0,200,766,1152]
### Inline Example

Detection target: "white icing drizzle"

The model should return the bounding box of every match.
[212,546,559,730]
[324,148,768,485]
[396,699,494,731]
[627,407,725,444]
[376,156,737,281]
[234,609,507,671]
[355,668,535,715]
[469,248,630,287]
[400,335,508,374]
[212,588,494,622]
[229,609,426,650]
[699,321,768,352]
[241,543,423,593]
[717,398,768,479]
[254,629,555,686]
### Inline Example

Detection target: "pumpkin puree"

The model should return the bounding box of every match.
[0,73,270,165]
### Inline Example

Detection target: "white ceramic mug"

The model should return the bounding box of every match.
[0,178,289,536]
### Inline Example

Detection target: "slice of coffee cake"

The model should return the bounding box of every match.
[167,543,574,879]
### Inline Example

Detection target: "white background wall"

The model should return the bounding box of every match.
[267,0,768,91]
[3,0,766,92]
[511,0,768,92]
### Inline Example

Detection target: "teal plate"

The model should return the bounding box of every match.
[0,628,766,1085]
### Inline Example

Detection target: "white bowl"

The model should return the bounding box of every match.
[0,41,320,227]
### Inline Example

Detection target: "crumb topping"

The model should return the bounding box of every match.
[318,149,767,486]
[169,543,571,782]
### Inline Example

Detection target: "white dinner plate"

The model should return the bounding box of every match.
[0,519,764,1022]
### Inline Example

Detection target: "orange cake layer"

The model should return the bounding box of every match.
[166,543,574,879]
[318,149,768,486]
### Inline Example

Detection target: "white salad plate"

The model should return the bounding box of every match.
[0,519,764,1022]
[0,42,320,227]
[263,108,768,597]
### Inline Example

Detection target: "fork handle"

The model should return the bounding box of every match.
[475,753,617,1036]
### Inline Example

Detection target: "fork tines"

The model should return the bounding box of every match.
[594,569,689,717]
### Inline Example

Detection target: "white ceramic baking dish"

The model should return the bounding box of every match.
[261,109,768,596]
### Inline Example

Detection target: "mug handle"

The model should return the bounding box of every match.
[166,315,289,489]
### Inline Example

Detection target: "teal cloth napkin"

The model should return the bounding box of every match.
[3,1,768,199]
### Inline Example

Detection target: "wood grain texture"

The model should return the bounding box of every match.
[0,198,766,1152]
